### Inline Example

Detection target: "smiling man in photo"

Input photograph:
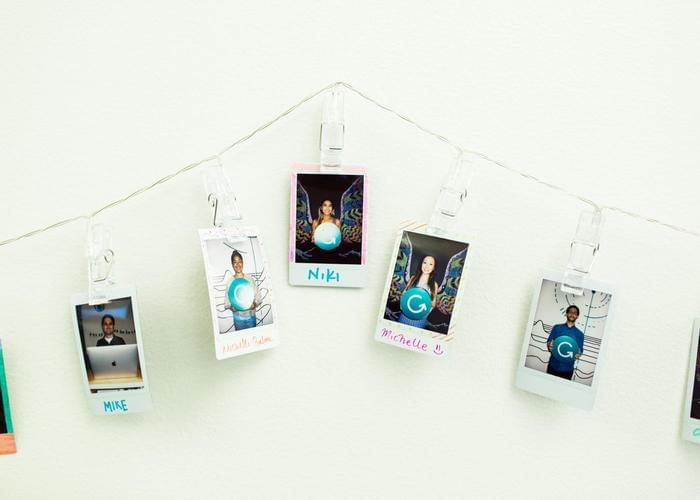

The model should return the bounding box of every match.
[546,305,584,380]
[96,314,126,347]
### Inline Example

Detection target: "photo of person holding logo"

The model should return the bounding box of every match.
[223,250,260,331]
[545,305,584,380]
[397,255,440,328]
[383,231,469,335]
[294,172,364,265]
[201,232,274,336]
[311,199,342,245]
[522,278,612,387]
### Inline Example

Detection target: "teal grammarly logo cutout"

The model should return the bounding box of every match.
[314,222,341,250]
[693,428,700,437]
[552,335,580,362]
[228,278,254,311]
[400,288,433,320]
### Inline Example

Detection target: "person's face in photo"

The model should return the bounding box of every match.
[321,199,333,217]
[102,317,114,336]
[566,306,579,323]
[421,256,435,275]
[232,254,244,275]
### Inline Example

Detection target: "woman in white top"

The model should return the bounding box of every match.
[311,199,341,244]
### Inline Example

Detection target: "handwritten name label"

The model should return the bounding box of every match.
[222,335,274,354]
[307,267,341,283]
[381,327,428,352]
[103,399,129,413]
[380,327,445,356]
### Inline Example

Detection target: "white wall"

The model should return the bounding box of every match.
[1,2,699,498]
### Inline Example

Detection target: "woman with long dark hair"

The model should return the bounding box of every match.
[311,199,341,243]
[398,255,439,328]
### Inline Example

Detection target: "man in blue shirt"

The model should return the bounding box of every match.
[546,305,584,380]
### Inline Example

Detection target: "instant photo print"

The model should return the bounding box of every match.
[374,225,470,357]
[682,319,700,444]
[70,287,152,415]
[0,339,16,454]
[289,164,368,288]
[515,271,615,410]
[200,226,278,360]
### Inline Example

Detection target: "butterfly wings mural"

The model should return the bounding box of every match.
[435,248,468,316]
[388,231,413,302]
[386,231,468,332]
[296,181,314,245]
[339,177,363,243]
[295,176,364,246]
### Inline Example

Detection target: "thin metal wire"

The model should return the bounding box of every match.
[1,80,698,247]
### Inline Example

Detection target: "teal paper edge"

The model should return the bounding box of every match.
[0,340,14,434]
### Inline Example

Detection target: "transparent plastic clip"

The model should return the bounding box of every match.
[320,85,344,171]
[203,157,246,241]
[561,209,603,296]
[86,221,115,305]
[427,152,475,237]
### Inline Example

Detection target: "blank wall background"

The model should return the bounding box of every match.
[1,2,699,498]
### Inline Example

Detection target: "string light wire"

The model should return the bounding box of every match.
[1,80,698,247]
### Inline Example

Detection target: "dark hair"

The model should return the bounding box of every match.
[316,199,336,224]
[101,314,115,327]
[565,305,580,315]
[231,250,243,265]
[407,255,438,299]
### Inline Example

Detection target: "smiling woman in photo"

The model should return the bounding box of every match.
[223,250,259,331]
[398,255,439,328]
[311,199,342,244]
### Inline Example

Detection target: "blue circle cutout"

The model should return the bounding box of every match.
[400,288,433,320]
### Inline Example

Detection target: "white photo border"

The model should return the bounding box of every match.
[288,163,368,288]
[199,226,279,360]
[682,319,700,444]
[373,224,472,358]
[70,285,152,415]
[515,270,616,410]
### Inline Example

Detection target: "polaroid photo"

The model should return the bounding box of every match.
[682,319,700,444]
[374,225,471,357]
[515,271,615,410]
[200,226,278,360]
[289,164,368,287]
[70,287,152,415]
[0,339,16,454]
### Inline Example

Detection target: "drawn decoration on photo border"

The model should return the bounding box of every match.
[373,153,475,358]
[682,319,700,444]
[200,158,278,360]
[515,210,617,410]
[288,86,369,288]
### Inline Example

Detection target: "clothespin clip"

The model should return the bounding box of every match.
[320,84,344,171]
[203,157,245,241]
[561,209,603,295]
[427,152,475,237]
[86,220,115,305]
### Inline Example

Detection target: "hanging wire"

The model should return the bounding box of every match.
[1,80,698,247]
